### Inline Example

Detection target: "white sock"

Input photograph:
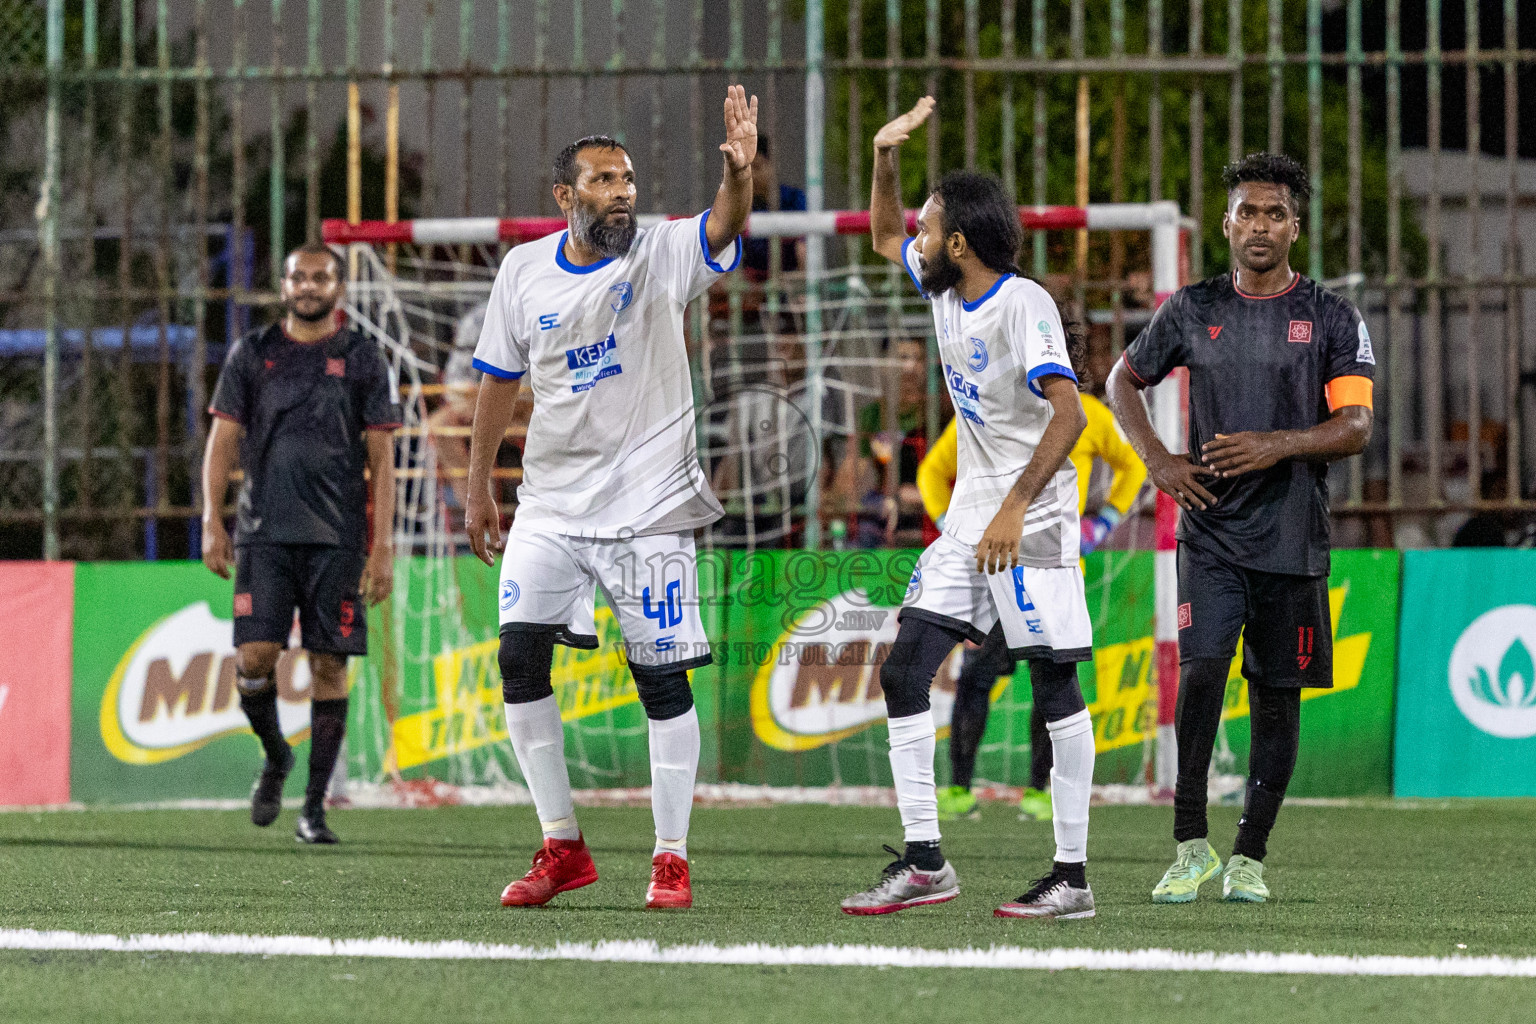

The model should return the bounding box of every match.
[504,696,579,841]
[648,706,700,859]
[887,712,940,844]
[1046,708,1095,865]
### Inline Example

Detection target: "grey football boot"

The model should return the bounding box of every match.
[841,845,960,916]
[994,870,1096,920]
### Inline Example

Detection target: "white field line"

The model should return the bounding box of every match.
[3,929,1536,978]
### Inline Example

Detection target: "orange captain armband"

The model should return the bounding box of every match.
[1325,375,1373,412]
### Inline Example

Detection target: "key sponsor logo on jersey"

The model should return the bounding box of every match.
[943,363,985,426]
[967,337,989,372]
[750,589,962,751]
[608,281,634,313]
[1288,320,1314,344]
[499,579,520,610]
[642,579,685,630]
[325,357,346,377]
[1207,325,1224,340]
[100,602,313,765]
[565,332,623,392]
[1356,319,1376,365]
[538,313,560,331]
[1177,602,1192,630]
[1448,605,1536,739]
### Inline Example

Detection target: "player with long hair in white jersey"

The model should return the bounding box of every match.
[465,86,758,911]
[840,97,1098,920]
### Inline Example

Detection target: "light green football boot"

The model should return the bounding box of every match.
[1151,838,1223,904]
[1222,854,1269,902]
[936,785,979,820]
[1017,787,1053,822]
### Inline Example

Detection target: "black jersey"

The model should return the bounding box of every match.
[210,321,402,549]
[1122,272,1374,577]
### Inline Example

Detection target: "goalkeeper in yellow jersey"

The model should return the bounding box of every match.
[923,380,1146,821]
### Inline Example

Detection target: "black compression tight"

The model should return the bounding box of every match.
[1173,657,1301,861]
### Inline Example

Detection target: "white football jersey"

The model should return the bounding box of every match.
[474,213,738,538]
[902,238,1081,567]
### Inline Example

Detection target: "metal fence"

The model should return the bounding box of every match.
[11,0,1536,559]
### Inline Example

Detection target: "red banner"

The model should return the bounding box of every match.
[0,562,74,805]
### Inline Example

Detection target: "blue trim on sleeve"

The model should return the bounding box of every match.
[961,273,1013,312]
[699,210,743,273]
[900,236,926,296]
[554,232,617,275]
[1026,361,1077,398]
[472,357,526,381]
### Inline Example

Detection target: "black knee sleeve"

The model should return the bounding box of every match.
[1027,659,1086,722]
[880,616,967,719]
[499,624,557,704]
[629,664,695,721]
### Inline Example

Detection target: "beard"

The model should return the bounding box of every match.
[286,295,337,323]
[572,200,638,259]
[917,244,963,296]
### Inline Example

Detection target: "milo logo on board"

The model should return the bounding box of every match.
[750,590,962,751]
[100,602,313,765]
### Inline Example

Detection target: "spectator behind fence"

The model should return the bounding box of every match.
[828,336,937,548]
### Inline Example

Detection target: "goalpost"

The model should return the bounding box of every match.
[323,203,1189,802]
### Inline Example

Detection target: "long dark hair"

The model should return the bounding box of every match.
[931,170,1023,277]
[1055,297,1091,393]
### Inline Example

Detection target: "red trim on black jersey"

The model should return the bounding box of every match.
[208,408,242,425]
[1231,270,1300,300]
[1120,351,1153,387]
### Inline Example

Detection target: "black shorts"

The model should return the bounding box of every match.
[233,544,368,656]
[1176,541,1331,689]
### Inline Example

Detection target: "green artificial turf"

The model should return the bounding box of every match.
[0,802,1533,1022]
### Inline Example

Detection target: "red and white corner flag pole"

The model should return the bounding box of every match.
[1149,214,1187,799]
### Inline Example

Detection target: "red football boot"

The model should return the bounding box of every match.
[500,834,599,907]
[645,852,692,909]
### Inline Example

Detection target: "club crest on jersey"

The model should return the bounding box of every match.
[1288,320,1313,344]
[565,332,623,392]
[1356,319,1376,365]
[967,337,988,372]
[943,363,985,426]
[609,281,633,313]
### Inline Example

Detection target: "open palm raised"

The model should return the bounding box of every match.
[873,96,935,150]
[720,84,760,172]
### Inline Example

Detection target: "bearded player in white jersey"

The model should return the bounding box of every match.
[465,86,757,911]
[841,97,1098,920]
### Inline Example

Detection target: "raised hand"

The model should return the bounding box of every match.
[873,96,935,151]
[720,84,759,173]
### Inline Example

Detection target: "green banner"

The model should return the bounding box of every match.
[71,555,728,804]
[72,562,288,803]
[717,548,1398,795]
[68,548,1396,803]
[1395,550,1536,797]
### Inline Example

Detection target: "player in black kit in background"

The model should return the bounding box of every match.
[202,243,402,844]
[1107,153,1374,904]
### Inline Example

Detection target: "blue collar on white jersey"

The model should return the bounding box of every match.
[961,272,1012,312]
[555,231,618,274]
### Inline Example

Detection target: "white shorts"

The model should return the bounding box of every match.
[497,521,713,673]
[900,532,1093,663]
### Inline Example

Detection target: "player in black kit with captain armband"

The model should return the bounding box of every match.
[1107,153,1374,904]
